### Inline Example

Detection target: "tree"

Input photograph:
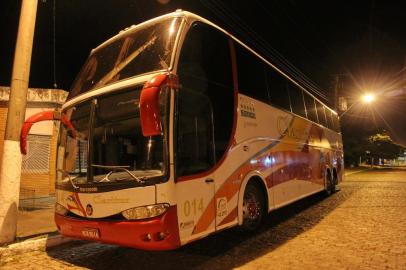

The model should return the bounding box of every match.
[343,129,405,166]
[367,131,404,163]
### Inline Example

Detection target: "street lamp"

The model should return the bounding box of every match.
[339,92,377,117]
[361,93,376,104]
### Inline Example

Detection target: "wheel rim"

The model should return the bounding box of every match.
[243,191,261,222]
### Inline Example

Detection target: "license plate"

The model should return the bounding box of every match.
[81,228,100,239]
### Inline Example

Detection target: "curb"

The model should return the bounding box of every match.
[0,234,74,261]
[344,168,371,176]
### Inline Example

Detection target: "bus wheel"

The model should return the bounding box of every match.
[325,170,335,196]
[242,183,264,231]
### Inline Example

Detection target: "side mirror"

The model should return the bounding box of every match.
[139,73,178,136]
[20,110,76,155]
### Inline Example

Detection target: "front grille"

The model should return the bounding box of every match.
[66,210,125,221]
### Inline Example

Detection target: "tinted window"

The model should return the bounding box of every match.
[326,109,335,130]
[266,68,291,111]
[70,18,181,99]
[289,84,306,118]
[177,23,234,175]
[316,101,327,127]
[236,46,269,103]
[333,113,340,132]
[303,93,318,123]
[176,90,214,176]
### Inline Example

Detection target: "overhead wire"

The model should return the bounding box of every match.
[200,0,328,101]
[213,0,328,100]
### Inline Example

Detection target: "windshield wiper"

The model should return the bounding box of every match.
[91,165,144,184]
[57,169,80,190]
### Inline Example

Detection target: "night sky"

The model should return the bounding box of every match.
[1,0,406,143]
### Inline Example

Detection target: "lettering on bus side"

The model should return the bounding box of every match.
[79,187,98,193]
[241,109,256,119]
[277,116,309,140]
[93,195,129,204]
[179,220,194,230]
[239,98,256,119]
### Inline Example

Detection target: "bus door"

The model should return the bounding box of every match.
[175,21,235,241]
[175,89,216,242]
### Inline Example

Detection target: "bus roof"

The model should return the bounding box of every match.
[91,10,337,116]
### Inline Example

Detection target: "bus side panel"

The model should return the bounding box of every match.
[233,95,340,209]
[173,94,343,243]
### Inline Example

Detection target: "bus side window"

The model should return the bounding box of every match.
[333,114,341,132]
[176,90,214,176]
[289,84,306,118]
[325,109,331,130]
[316,101,328,127]
[326,109,337,131]
[177,23,234,176]
[236,45,269,104]
[266,68,291,112]
[303,93,318,123]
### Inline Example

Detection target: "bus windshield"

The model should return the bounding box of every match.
[57,86,169,186]
[69,17,182,99]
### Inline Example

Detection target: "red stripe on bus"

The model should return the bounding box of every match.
[67,193,87,217]
[217,207,238,227]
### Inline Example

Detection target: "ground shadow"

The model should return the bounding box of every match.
[46,187,356,270]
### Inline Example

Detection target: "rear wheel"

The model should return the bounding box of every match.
[241,183,265,231]
[325,170,335,196]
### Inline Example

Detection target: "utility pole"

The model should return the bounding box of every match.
[0,0,38,244]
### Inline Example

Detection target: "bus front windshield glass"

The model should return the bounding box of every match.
[57,87,169,185]
[69,17,182,99]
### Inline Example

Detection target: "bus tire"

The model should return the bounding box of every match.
[241,183,265,231]
[333,168,338,185]
[324,170,335,196]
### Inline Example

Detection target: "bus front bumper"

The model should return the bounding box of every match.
[55,205,181,251]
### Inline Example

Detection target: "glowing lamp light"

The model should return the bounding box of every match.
[361,93,376,104]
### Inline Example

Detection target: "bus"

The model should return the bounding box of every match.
[21,10,343,251]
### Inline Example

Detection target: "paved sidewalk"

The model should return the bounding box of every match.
[17,196,57,238]
[0,197,73,268]
[0,196,66,263]
[17,208,57,238]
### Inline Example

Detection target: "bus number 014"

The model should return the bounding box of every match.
[183,198,203,217]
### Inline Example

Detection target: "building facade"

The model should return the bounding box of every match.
[0,86,67,198]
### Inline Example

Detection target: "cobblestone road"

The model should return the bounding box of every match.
[1,168,406,270]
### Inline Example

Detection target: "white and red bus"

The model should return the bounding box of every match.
[21,10,343,250]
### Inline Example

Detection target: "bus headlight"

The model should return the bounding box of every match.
[122,203,170,220]
[55,203,68,216]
